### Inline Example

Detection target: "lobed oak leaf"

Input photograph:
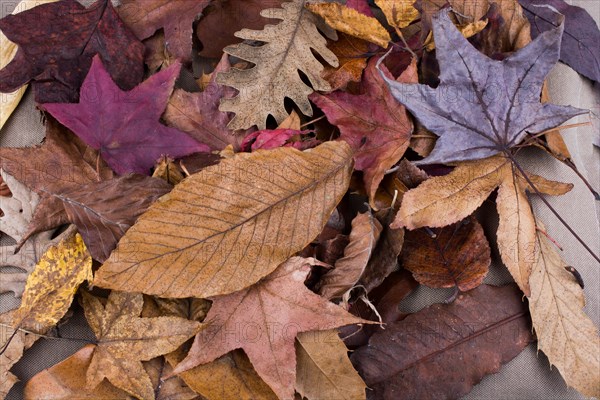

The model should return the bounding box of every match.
[311,57,415,204]
[82,290,201,400]
[351,284,533,400]
[173,257,371,400]
[217,0,339,130]
[401,217,491,291]
[164,54,244,151]
[380,9,587,165]
[0,170,39,243]
[55,174,172,262]
[43,55,209,176]
[93,141,353,298]
[13,230,92,333]
[24,345,131,399]
[0,0,144,104]
[296,329,366,400]
[395,155,574,296]
[0,171,63,302]
[528,223,600,397]
[118,0,211,63]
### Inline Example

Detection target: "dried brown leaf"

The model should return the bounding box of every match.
[94,141,353,298]
[174,257,369,399]
[218,0,338,130]
[395,155,574,298]
[528,224,600,397]
[401,217,490,291]
[296,330,366,400]
[23,345,130,400]
[306,2,390,48]
[82,291,201,399]
[351,284,533,399]
[318,211,382,299]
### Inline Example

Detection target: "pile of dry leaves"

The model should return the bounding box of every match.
[0,0,599,399]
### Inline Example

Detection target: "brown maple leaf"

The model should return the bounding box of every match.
[173,257,370,399]
[82,291,201,399]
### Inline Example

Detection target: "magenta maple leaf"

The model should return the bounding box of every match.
[42,55,209,175]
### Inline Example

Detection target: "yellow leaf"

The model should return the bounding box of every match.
[529,224,600,398]
[306,2,391,48]
[296,330,366,400]
[375,0,419,29]
[424,19,488,51]
[13,231,92,332]
[0,0,58,130]
[94,141,353,298]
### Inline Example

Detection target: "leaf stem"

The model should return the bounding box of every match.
[505,153,600,264]
[392,27,417,59]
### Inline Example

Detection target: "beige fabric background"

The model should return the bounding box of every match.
[0,0,598,399]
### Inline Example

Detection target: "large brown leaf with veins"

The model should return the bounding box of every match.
[173,257,369,399]
[93,141,353,298]
[351,284,533,400]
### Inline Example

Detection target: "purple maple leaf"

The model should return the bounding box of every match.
[43,55,209,175]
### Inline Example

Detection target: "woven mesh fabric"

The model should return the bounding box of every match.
[0,0,598,399]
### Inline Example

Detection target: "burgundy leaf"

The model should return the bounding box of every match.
[42,56,209,176]
[351,284,533,400]
[0,0,143,103]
